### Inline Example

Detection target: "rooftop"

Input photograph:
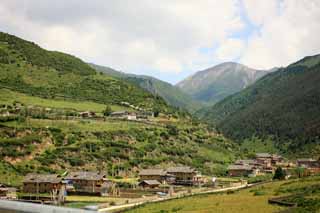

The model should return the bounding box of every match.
[167,166,196,173]
[23,174,62,183]
[65,171,107,181]
[139,169,166,176]
[139,180,161,185]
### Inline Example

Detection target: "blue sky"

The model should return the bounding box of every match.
[1,0,320,84]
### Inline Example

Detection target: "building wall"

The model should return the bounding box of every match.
[23,182,63,193]
[70,179,104,193]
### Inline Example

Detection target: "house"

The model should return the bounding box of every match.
[110,111,137,120]
[227,165,259,177]
[0,184,16,199]
[79,111,96,118]
[23,174,65,194]
[296,159,320,175]
[139,169,175,184]
[167,166,197,185]
[138,180,161,189]
[65,171,108,194]
[255,153,283,166]
[296,158,319,168]
[139,169,166,183]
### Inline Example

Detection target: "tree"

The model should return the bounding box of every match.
[103,105,112,116]
[273,167,286,180]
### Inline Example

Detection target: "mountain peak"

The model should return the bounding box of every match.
[176,62,270,104]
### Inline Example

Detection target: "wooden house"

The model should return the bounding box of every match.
[228,165,259,177]
[167,166,197,185]
[139,169,175,184]
[138,180,161,189]
[65,171,108,194]
[23,174,65,194]
[79,111,96,118]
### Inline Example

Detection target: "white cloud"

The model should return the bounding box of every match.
[0,0,243,78]
[216,38,245,61]
[241,0,320,69]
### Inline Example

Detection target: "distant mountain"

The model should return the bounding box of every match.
[0,32,172,113]
[90,63,203,112]
[177,62,273,104]
[197,54,320,156]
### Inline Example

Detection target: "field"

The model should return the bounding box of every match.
[126,176,320,213]
[0,88,130,112]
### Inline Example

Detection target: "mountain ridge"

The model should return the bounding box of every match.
[177,62,273,104]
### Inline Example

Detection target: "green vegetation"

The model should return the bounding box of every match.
[198,54,320,157]
[0,32,175,114]
[90,63,203,112]
[126,176,320,213]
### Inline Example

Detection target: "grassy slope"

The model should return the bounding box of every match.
[90,63,203,112]
[197,54,320,157]
[0,90,237,186]
[127,176,320,213]
[0,32,172,113]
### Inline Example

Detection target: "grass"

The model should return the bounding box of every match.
[0,88,129,112]
[125,177,320,213]
[5,118,149,132]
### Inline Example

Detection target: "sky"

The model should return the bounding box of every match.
[1,0,320,84]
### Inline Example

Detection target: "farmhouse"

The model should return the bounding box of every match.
[227,165,259,177]
[167,166,197,185]
[79,111,96,118]
[139,169,175,184]
[296,159,320,175]
[23,174,65,194]
[139,169,166,182]
[255,153,283,166]
[65,171,108,194]
[138,180,161,189]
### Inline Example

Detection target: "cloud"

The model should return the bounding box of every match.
[216,38,245,61]
[240,0,320,69]
[0,0,243,78]
[0,0,319,82]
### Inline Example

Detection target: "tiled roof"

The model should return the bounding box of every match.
[23,174,62,183]
[227,165,254,171]
[167,166,196,173]
[65,171,106,181]
[139,169,166,176]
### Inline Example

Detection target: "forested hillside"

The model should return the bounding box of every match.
[198,54,320,157]
[90,63,203,112]
[0,32,173,113]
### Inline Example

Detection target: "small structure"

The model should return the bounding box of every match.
[139,169,175,184]
[65,171,108,194]
[79,111,96,118]
[110,111,136,120]
[167,166,197,185]
[0,184,16,199]
[296,159,319,168]
[138,180,161,189]
[23,174,65,194]
[227,165,259,177]
[255,153,283,166]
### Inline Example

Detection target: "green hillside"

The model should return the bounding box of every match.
[198,54,320,157]
[90,63,203,112]
[0,32,238,186]
[0,32,172,113]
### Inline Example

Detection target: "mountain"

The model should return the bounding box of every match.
[177,62,272,104]
[0,32,239,186]
[0,32,173,113]
[198,54,320,157]
[90,63,203,112]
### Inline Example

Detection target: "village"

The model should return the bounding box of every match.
[1,152,320,211]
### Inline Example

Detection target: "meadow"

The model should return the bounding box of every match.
[126,176,320,213]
